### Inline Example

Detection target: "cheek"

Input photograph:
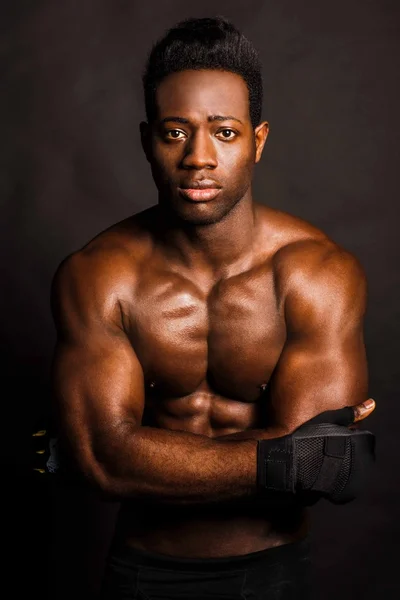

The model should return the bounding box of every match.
[220,136,254,163]
[151,141,167,165]
[220,143,255,181]
[150,144,177,180]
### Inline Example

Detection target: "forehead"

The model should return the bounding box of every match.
[155,70,250,122]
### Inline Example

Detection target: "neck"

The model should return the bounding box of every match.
[157,191,258,277]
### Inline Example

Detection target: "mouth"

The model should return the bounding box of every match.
[178,180,222,202]
[178,188,221,202]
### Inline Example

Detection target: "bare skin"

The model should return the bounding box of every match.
[51,69,375,558]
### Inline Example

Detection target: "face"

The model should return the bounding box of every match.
[141,69,269,226]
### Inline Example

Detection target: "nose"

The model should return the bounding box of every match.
[181,130,217,170]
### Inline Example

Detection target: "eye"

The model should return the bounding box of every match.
[216,128,237,140]
[165,129,186,140]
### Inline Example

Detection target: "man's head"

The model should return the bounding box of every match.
[141,17,269,226]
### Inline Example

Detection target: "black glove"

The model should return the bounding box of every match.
[257,406,375,505]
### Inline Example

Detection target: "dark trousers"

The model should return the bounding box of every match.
[99,537,312,599]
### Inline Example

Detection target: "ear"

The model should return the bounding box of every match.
[254,121,269,163]
[140,121,152,163]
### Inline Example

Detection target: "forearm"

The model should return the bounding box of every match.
[72,413,374,509]
[215,426,289,441]
[88,424,259,505]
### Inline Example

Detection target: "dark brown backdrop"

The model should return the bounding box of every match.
[1,1,399,598]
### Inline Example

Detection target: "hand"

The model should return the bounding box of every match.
[31,428,61,476]
[257,399,376,505]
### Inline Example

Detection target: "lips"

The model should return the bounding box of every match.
[178,179,222,202]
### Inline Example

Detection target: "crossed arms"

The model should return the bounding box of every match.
[51,240,369,503]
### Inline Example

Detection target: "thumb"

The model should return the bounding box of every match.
[303,398,376,427]
[353,398,376,423]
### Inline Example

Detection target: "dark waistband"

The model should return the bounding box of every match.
[109,536,310,573]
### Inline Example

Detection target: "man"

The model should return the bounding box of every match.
[51,17,375,599]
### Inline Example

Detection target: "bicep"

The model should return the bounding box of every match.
[51,255,145,480]
[267,326,368,433]
[53,329,145,443]
[268,247,368,433]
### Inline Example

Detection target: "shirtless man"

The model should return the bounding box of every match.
[51,17,375,599]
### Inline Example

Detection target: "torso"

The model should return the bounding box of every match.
[87,202,330,557]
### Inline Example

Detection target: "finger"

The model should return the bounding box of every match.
[353,398,376,423]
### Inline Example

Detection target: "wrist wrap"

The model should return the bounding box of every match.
[257,423,375,505]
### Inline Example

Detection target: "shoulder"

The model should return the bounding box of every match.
[263,208,367,325]
[275,237,366,295]
[51,212,154,332]
[53,209,155,293]
[281,241,367,333]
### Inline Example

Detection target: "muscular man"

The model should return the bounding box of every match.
[51,17,375,599]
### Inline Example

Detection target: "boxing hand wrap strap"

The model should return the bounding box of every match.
[329,428,375,504]
[312,435,347,494]
[256,435,295,493]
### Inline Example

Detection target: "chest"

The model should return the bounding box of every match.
[129,266,286,401]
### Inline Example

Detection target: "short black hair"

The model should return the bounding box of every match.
[142,16,263,128]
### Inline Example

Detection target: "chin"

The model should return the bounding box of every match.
[165,195,242,227]
[178,210,227,227]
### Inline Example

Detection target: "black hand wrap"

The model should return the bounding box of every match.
[257,418,375,505]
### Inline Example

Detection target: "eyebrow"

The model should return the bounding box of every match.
[159,115,244,125]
